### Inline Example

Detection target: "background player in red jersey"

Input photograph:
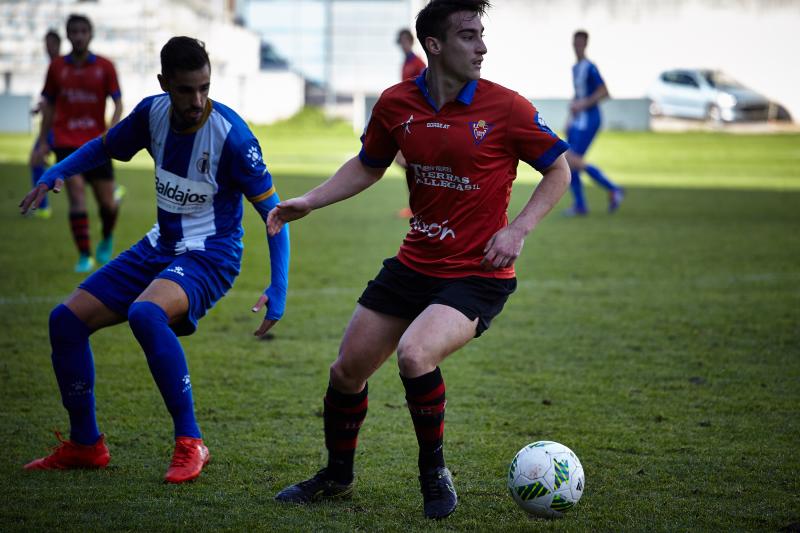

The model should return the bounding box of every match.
[394,28,427,217]
[31,14,124,272]
[28,29,62,220]
[397,28,427,81]
[269,0,570,519]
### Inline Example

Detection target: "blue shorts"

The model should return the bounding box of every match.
[567,119,601,156]
[80,238,241,336]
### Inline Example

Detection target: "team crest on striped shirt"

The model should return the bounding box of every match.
[469,119,494,145]
[196,151,210,174]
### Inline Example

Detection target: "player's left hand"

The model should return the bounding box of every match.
[251,293,278,337]
[481,225,526,271]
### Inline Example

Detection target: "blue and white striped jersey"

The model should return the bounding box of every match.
[103,94,273,256]
[572,59,605,129]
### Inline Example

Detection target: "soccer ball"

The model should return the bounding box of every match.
[507,440,585,518]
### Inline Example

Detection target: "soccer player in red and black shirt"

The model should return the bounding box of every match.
[31,14,123,273]
[269,0,570,519]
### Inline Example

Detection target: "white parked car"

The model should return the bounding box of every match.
[648,69,777,122]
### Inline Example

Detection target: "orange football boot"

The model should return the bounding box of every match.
[24,432,110,470]
[164,437,210,483]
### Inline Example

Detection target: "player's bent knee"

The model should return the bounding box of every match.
[329,359,366,393]
[49,304,90,345]
[396,343,432,377]
[127,301,168,334]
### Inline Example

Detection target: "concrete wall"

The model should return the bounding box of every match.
[0,0,305,131]
[532,99,652,132]
[0,95,32,133]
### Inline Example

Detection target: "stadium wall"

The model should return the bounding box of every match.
[0,0,304,132]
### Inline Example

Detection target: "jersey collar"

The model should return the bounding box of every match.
[414,68,478,112]
[65,53,97,65]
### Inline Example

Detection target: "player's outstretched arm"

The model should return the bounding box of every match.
[19,137,111,215]
[267,156,386,237]
[482,154,571,270]
[251,189,291,338]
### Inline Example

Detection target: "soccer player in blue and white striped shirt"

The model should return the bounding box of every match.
[564,30,624,216]
[19,37,290,484]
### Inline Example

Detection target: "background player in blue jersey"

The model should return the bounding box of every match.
[19,37,290,484]
[564,29,624,216]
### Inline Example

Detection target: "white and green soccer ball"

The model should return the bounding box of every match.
[507,440,585,518]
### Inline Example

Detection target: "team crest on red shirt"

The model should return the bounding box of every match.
[469,119,494,145]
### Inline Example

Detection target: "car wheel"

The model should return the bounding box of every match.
[649,101,662,117]
[706,104,722,123]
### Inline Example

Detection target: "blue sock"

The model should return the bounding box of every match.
[32,165,49,209]
[570,170,586,211]
[49,304,100,445]
[128,301,201,439]
[585,164,618,191]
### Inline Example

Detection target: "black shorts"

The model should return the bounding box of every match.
[357,257,517,337]
[54,147,114,182]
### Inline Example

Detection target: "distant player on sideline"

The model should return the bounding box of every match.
[19,37,290,484]
[563,29,623,216]
[269,0,569,519]
[28,29,62,220]
[394,28,427,217]
[30,14,123,271]
[397,28,427,81]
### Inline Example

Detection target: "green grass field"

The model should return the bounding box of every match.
[1,111,799,531]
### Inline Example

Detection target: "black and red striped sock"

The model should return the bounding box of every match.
[324,382,368,484]
[99,206,118,240]
[69,212,91,255]
[401,367,446,474]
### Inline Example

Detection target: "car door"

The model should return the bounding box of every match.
[660,71,707,119]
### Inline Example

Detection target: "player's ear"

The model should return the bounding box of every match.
[424,36,442,56]
[157,74,168,93]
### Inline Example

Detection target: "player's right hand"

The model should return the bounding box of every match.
[19,181,62,215]
[267,197,312,237]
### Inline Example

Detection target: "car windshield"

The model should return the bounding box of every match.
[702,71,746,90]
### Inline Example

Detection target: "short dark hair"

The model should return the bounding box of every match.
[66,14,92,34]
[45,30,61,43]
[396,28,414,44]
[574,30,589,41]
[160,36,210,78]
[415,0,490,55]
